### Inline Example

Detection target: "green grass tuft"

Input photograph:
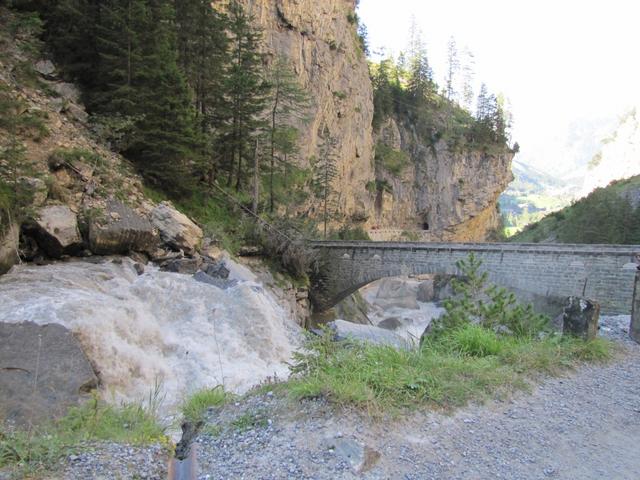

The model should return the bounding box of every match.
[286,329,614,415]
[181,386,229,423]
[0,394,167,474]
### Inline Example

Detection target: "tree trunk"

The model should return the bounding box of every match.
[252,139,259,215]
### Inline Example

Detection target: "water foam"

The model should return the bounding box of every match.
[0,258,301,409]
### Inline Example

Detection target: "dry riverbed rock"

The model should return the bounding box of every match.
[24,204,82,258]
[0,322,98,426]
[88,200,157,255]
[150,201,203,254]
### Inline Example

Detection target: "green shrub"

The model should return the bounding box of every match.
[375,142,410,176]
[431,253,550,339]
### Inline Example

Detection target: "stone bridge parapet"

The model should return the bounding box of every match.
[309,241,640,314]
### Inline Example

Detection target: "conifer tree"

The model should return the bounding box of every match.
[121,0,202,195]
[372,57,394,127]
[265,55,309,212]
[174,0,229,186]
[312,128,339,239]
[222,0,269,192]
[445,36,459,101]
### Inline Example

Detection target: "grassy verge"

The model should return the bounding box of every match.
[180,386,230,423]
[0,394,167,475]
[286,326,613,414]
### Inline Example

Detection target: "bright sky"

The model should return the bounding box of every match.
[358,0,640,175]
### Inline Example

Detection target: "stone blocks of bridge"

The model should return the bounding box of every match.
[310,242,639,315]
[631,272,640,344]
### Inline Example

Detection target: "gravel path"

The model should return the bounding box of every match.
[55,316,640,480]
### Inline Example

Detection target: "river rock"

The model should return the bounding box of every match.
[203,260,230,279]
[0,322,98,426]
[0,224,19,274]
[150,202,203,254]
[193,271,238,289]
[25,205,82,258]
[562,296,600,340]
[328,320,409,349]
[378,317,403,330]
[373,278,419,310]
[161,257,201,274]
[88,201,157,255]
[433,274,456,301]
[416,279,435,302]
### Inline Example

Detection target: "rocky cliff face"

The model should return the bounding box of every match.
[372,117,514,241]
[242,1,513,240]
[240,0,375,221]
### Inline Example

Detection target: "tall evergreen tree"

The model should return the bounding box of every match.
[445,36,459,101]
[222,0,269,191]
[174,0,229,185]
[121,0,202,194]
[312,127,339,239]
[265,55,309,212]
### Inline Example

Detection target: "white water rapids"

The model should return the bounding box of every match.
[0,258,301,410]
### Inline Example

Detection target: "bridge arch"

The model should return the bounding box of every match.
[309,241,639,315]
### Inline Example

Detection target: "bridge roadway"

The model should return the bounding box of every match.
[308,241,640,315]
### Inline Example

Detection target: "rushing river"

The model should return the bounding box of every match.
[0,258,301,410]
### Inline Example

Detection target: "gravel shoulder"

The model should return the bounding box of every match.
[50,316,640,480]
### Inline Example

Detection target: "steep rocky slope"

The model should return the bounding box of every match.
[241,1,513,240]
[372,117,514,241]
[240,0,375,222]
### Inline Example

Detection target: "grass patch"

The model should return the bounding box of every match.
[286,329,613,414]
[375,142,410,176]
[231,410,268,432]
[0,393,167,475]
[181,386,229,423]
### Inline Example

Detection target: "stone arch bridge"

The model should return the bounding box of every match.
[308,241,640,315]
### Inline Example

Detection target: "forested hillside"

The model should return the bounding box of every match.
[511,175,640,244]
[367,33,516,241]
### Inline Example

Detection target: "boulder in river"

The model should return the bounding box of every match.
[88,200,157,255]
[24,204,82,258]
[0,322,98,426]
[193,271,238,289]
[562,296,600,340]
[328,320,409,349]
[373,278,419,310]
[150,201,203,254]
[0,224,19,274]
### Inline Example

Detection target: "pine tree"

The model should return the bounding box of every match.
[312,128,339,239]
[372,57,394,127]
[460,47,475,112]
[121,0,202,195]
[44,0,98,88]
[265,55,309,212]
[445,36,459,101]
[222,0,269,192]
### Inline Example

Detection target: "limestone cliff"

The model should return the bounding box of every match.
[371,117,514,241]
[241,1,513,240]
[239,0,375,221]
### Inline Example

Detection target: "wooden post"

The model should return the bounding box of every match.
[631,270,640,344]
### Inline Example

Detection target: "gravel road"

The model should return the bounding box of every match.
[52,316,640,479]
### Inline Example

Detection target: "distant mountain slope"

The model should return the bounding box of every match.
[510,175,640,244]
[499,160,576,236]
[582,108,640,196]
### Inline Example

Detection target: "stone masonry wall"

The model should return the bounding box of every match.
[310,241,640,314]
